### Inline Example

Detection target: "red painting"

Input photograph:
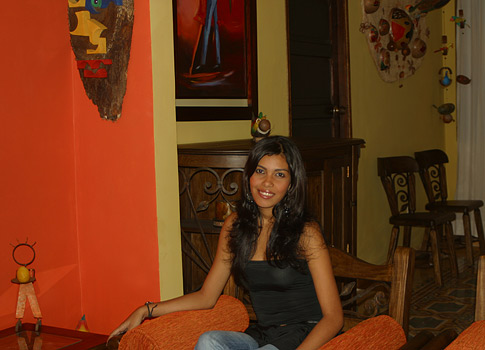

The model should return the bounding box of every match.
[173,0,256,103]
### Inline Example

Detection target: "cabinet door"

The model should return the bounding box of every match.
[179,166,244,294]
[306,154,353,254]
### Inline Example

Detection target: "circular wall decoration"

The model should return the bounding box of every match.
[361,0,430,83]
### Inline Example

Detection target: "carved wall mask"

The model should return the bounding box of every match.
[68,0,134,121]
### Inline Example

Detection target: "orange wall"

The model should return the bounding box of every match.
[0,0,160,335]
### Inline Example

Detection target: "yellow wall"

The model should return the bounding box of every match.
[150,0,184,299]
[442,1,458,199]
[149,0,290,299]
[150,1,460,291]
[349,2,457,263]
[176,0,290,144]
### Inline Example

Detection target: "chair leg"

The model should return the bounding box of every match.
[445,222,458,277]
[387,226,400,264]
[474,209,485,256]
[463,211,474,266]
[429,229,443,286]
[403,226,412,247]
[421,227,430,251]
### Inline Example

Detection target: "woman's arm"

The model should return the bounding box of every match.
[296,223,343,350]
[107,213,236,341]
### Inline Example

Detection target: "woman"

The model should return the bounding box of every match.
[109,136,343,349]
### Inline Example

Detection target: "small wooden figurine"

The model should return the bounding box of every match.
[11,240,42,333]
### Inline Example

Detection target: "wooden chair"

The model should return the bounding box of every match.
[378,156,458,286]
[415,149,485,266]
[224,246,416,336]
[329,246,415,336]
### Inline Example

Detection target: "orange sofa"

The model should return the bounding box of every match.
[109,247,417,349]
[442,320,485,350]
[114,295,409,350]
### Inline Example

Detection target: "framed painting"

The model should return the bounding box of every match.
[172,0,257,121]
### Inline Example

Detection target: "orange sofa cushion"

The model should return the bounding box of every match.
[445,320,485,350]
[319,315,406,350]
[119,295,249,350]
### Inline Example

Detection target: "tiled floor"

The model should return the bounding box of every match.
[408,239,480,337]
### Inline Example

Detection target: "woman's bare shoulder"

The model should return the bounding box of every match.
[300,221,327,258]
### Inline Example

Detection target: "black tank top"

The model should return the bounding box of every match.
[244,260,323,326]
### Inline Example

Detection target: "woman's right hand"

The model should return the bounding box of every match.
[107,305,146,342]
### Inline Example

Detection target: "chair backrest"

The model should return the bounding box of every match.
[377,156,420,216]
[329,246,415,336]
[224,246,415,336]
[414,149,449,203]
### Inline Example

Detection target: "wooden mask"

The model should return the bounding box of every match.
[68,0,134,121]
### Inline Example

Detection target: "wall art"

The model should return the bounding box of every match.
[173,0,257,121]
[68,0,134,121]
[360,0,431,83]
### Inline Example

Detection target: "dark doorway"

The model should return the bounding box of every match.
[287,0,351,138]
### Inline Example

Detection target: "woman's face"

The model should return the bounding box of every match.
[249,154,291,215]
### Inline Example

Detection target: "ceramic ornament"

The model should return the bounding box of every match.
[407,0,451,19]
[438,67,453,87]
[451,9,470,29]
[457,75,471,85]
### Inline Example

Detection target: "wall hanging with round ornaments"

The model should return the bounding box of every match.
[360,0,431,83]
[361,0,451,85]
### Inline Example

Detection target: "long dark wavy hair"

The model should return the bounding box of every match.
[228,136,314,286]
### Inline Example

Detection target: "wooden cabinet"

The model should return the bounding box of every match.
[178,137,364,294]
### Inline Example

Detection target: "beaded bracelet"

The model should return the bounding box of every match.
[145,301,158,318]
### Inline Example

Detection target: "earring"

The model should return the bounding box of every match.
[283,206,289,216]
[246,193,254,203]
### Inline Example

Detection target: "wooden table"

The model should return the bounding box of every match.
[0,323,108,349]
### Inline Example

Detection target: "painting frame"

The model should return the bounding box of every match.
[172,0,258,121]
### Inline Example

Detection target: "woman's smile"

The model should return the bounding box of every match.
[257,189,274,198]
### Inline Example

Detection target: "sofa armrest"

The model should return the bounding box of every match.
[118,295,249,350]
[443,320,485,350]
[319,315,407,350]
